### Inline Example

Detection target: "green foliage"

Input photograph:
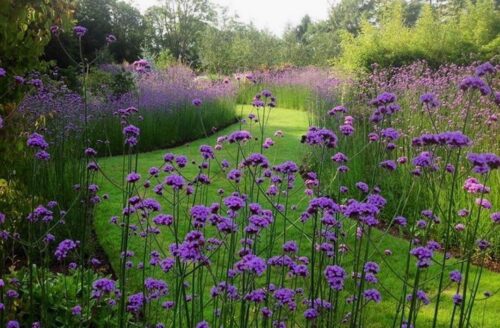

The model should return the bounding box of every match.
[0,0,72,102]
[154,49,177,70]
[144,0,217,67]
[336,0,500,71]
[6,267,116,327]
[44,0,145,67]
[87,68,136,99]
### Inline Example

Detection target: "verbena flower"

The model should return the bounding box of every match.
[467,153,499,174]
[192,98,202,107]
[449,270,462,283]
[91,278,116,300]
[324,265,346,290]
[106,34,117,43]
[363,289,381,303]
[459,76,491,95]
[54,239,78,261]
[410,246,433,268]
[420,93,440,108]
[303,127,338,148]
[27,133,48,150]
[73,25,87,37]
[475,62,496,77]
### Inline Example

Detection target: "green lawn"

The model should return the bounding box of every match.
[94,106,500,327]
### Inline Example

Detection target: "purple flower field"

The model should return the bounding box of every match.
[0,6,499,328]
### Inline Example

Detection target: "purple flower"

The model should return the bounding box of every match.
[412,151,434,168]
[283,240,298,253]
[133,59,151,73]
[54,239,78,261]
[463,177,490,194]
[27,205,53,223]
[245,288,266,303]
[127,172,141,183]
[196,321,209,328]
[491,212,500,224]
[192,98,203,107]
[475,198,491,209]
[355,182,369,193]
[50,25,60,35]
[420,92,440,108]
[223,195,245,211]
[228,130,252,143]
[127,292,145,313]
[7,321,20,328]
[144,278,169,300]
[363,289,381,303]
[304,308,319,320]
[262,89,272,97]
[467,153,499,174]
[364,262,380,274]
[331,152,348,163]
[459,76,491,95]
[453,293,463,306]
[417,290,430,305]
[91,278,116,299]
[370,92,397,106]
[27,133,48,150]
[328,105,347,115]
[449,270,462,283]
[165,174,185,190]
[410,246,433,268]
[106,34,117,43]
[379,160,397,171]
[324,265,346,290]
[475,62,496,77]
[303,127,338,148]
[394,216,407,226]
[72,305,82,316]
[73,25,87,37]
[191,205,210,227]
[235,254,267,276]
[340,124,354,136]
[273,288,295,307]
[153,214,173,226]
[476,239,490,250]
[0,67,6,77]
[380,128,400,141]
[199,145,214,159]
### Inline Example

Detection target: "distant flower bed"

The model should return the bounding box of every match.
[236,66,347,109]
[19,64,237,155]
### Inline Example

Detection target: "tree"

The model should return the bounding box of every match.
[328,0,377,35]
[44,0,145,67]
[144,0,217,67]
[0,0,73,102]
[109,1,145,63]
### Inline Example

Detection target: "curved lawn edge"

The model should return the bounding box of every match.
[93,106,500,327]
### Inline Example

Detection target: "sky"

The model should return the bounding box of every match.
[131,0,333,36]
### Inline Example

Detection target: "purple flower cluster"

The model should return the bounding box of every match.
[410,246,433,268]
[459,76,491,95]
[54,239,78,261]
[412,131,471,148]
[303,127,338,148]
[467,153,500,174]
[324,265,346,290]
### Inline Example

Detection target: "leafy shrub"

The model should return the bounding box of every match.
[336,0,500,71]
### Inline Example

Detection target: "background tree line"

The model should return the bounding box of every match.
[2,0,499,80]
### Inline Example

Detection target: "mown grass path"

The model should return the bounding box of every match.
[94,106,500,327]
